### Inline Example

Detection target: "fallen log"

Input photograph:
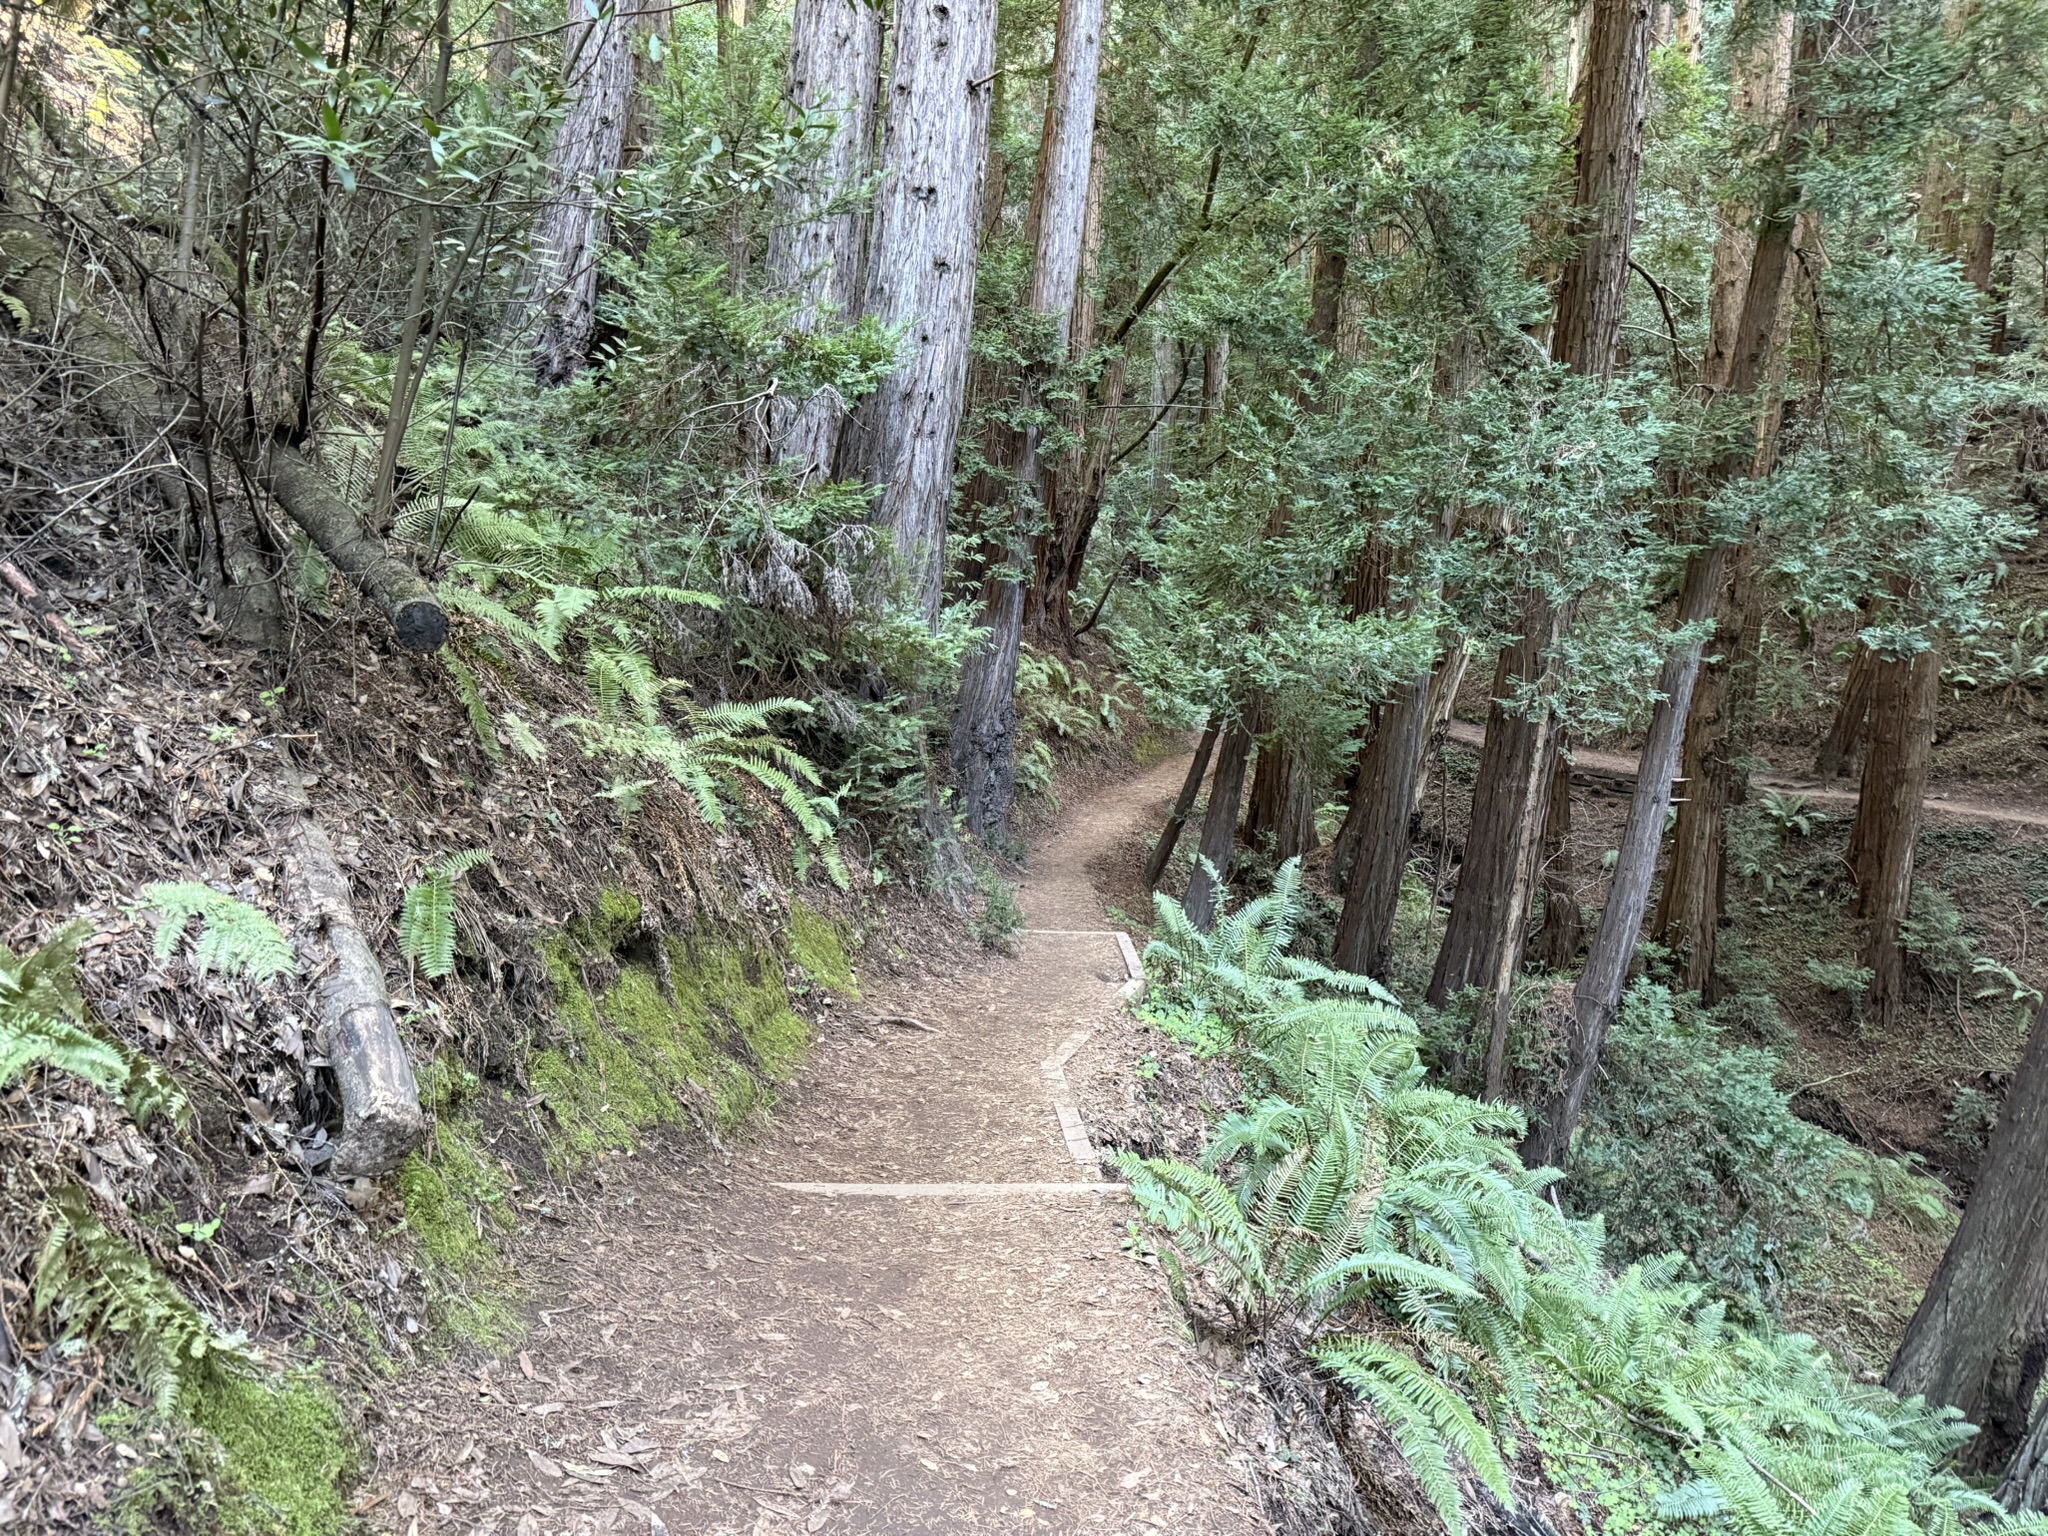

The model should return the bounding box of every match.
[274,756,426,1177]
[257,442,448,652]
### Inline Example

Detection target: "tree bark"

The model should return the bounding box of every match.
[1815,635,1876,779]
[1146,723,1220,889]
[1888,1003,2048,1475]
[529,0,640,385]
[1525,741,1584,972]
[949,0,1103,840]
[1428,609,1559,1007]
[1332,673,1431,979]
[1183,724,1253,932]
[1523,546,1724,1168]
[2003,1400,2048,1512]
[1653,544,1762,994]
[273,757,426,1177]
[1549,0,1656,382]
[1849,643,1942,1021]
[765,0,885,478]
[259,444,450,652]
[853,0,999,624]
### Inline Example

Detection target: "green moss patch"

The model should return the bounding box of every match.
[188,1370,357,1536]
[789,900,859,998]
[529,913,815,1172]
[398,1119,513,1274]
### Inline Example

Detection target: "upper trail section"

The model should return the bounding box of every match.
[1444,720,2048,831]
[373,755,1268,1536]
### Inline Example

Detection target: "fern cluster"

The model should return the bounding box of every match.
[142,883,295,981]
[2,925,190,1128]
[1122,861,2048,1536]
[34,1186,252,1416]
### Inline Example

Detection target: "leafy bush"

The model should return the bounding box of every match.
[1569,980,1931,1307]
[1119,864,2037,1536]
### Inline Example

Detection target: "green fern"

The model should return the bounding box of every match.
[399,849,493,980]
[142,883,295,981]
[2,923,126,1092]
[34,1185,251,1415]
[443,651,502,761]
[1312,1334,1512,1535]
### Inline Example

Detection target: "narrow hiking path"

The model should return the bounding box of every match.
[371,756,1267,1536]
[1443,720,2048,830]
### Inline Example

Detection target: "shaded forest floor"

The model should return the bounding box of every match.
[367,755,1267,1536]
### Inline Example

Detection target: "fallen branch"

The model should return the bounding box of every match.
[864,1014,937,1034]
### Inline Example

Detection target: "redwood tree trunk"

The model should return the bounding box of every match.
[529,0,640,384]
[1146,722,1219,889]
[1849,643,1941,1020]
[1888,1003,2048,1475]
[1428,612,1558,1007]
[1653,545,1763,995]
[1523,545,1724,1168]
[1183,724,1253,932]
[1525,742,1583,973]
[949,0,1103,839]
[1332,672,1432,979]
[765,0,885,477]
[1549,0,1655,382]
[853,0,998,624]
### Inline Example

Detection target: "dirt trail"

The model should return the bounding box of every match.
[1443,720,2048,830]
[372,757,1266,1536]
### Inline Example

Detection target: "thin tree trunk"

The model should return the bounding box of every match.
[854,0,999,625]
[1815,635,1876,779]
[1889,1002,2048,1476]
[765,0,884,477]
[949,0,1103,839]
[1849,642,1942,1021]
[1653,544,1762,994]
[1183,725,1253,932]
[1147,722,1220,889]
[1526,741,1583,972]
[1523,546,1724,1167]
[528,0,640,384]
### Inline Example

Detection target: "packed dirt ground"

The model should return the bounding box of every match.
[368,755,1269,1536]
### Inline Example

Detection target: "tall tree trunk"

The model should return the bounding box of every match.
[1653,544,1763,995]
[853,0,998,624]
[1523,4,1826,1165]
[1430,0,1653,1023]
[1889,1003,2048,1476]
[1332,671,1432,979]
[1849,642,1941,1021]
[949,0,1104,839]
[529,0,640,384]
[1522,546,1724,1166]
[1146,722,1220,889]
[765,0,885,478]
[1526,741,1583,972]
[1549,0,1655,383]
[1183,724,1253,932]
[1428,611,1560,1007]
